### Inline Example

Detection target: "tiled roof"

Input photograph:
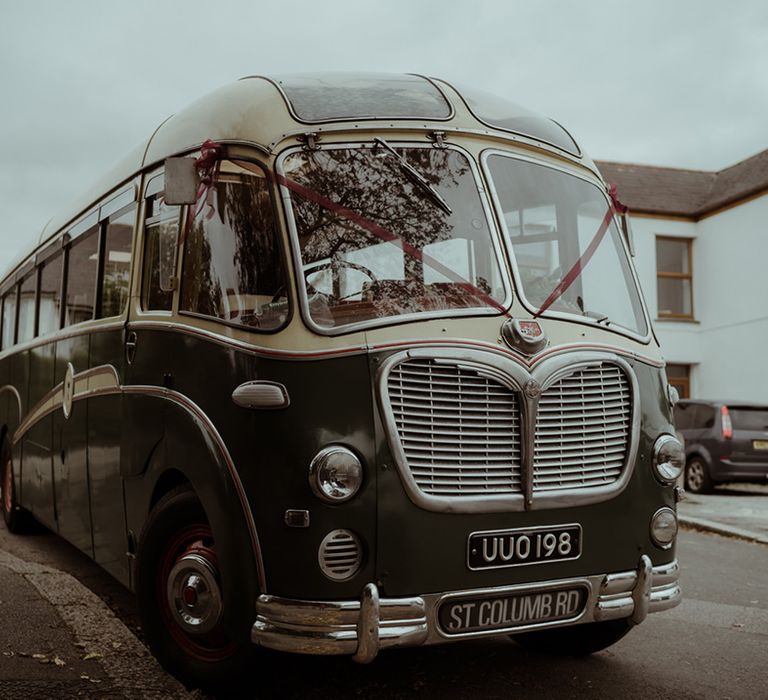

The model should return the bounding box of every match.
[596,149,768,219]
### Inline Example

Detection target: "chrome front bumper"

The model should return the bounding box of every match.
[251,556,681,663]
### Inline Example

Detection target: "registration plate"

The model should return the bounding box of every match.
[438,585,588,635]
[754,440,768,451]
[467,524,582,570]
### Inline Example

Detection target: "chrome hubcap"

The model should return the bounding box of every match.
[688,462,703,490]
[167,553,223,635]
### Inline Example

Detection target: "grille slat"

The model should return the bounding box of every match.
[318,530,362,581]
[389,359,522,496]
[533,363,631,493]
[387,358,631,501]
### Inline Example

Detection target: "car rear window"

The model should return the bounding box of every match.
[675,403,715,429]
[729,408,768,431]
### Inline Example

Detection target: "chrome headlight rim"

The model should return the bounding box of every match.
[652,434,685,485]
[309,445,364,504]
[650,506,678,549]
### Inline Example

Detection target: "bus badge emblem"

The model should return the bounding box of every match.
[501,319,547,356]
[62,363,75,419]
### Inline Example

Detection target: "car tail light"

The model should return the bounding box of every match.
[721,405,733,439]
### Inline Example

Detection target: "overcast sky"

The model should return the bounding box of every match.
[1,0,766,272]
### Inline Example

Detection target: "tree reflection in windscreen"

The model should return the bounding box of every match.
[181,162,288,330]
[283,146,506,328]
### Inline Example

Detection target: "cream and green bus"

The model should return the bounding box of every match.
[0,74,683,687]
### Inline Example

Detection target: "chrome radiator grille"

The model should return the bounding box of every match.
[533,363,631,492]
[388,359,522,496]
[385,356,633,505]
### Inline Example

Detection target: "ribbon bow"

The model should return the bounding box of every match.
[180,139,224,245]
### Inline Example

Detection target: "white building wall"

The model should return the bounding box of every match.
[695,194,768,401]
[629,215,701,389]
[627,194,768,402]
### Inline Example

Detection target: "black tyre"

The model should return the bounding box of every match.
[685,456,714,494]
[135,486,256,690]
[512,619,632,656]
[1,440,33,534]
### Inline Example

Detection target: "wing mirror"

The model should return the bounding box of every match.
[164,157,200,205]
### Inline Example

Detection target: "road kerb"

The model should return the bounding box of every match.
[678,515,768,546]
[0,548,191,699]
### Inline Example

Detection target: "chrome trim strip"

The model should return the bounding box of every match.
[276,141,513,338]
[0,320,125,363]
[13,364,121,443]
[377,347,640,513]
[123,385,267,592]
[127,320,369,360]
[251,557,681,656]
[125,320,666,368]
[0,385,23,422]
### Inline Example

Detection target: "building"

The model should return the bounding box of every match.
[596,150,768,401]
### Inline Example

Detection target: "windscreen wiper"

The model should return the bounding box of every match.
[373,138,453,215]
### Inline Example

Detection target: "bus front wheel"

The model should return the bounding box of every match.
[511,619,632,656]
[135,485,254,689]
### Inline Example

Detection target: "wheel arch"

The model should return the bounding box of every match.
[686,447,713,470]
[130,390,265,643]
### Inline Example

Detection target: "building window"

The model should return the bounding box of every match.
[656,236,693,319]
[666,363,691,399]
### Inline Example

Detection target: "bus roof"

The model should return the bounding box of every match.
[7,73,588,283]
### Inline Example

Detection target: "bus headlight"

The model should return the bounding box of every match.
[652,434,685,484]
[650,507,678,549]
[309,446,363,503]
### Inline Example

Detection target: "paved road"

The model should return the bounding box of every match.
[2,523,766,699]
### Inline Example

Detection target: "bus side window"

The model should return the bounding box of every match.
[1,288,18,348]
[17,271,38,343]
[179,161,289,330]
[64,227,99,327]
[99,206,135,318]
[142,192,178,311]
[39,253,64,336]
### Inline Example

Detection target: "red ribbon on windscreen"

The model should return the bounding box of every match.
[180,139,224,245]
[276,173,509,315]
[533,185,627,318]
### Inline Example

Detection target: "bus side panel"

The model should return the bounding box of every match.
[88,394,126,584]
[0,353,10,434]
[53,335,93,557]
[89,328,128,586]
[21,342,57,528]
[12,350,30,508]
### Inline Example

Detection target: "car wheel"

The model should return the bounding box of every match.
[1,440,33,534]
[135,485,255,690]
[685,457,714,494]
[511,619,632,655]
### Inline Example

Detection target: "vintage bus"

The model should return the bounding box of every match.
[0,74,684,687]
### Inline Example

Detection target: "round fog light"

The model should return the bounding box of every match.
[652,434,685,484]
[309,446,363,503]
[650,507,678,549]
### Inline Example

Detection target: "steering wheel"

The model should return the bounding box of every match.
[304,257,379,300]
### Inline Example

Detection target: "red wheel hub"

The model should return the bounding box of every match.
[158,525,237,662]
